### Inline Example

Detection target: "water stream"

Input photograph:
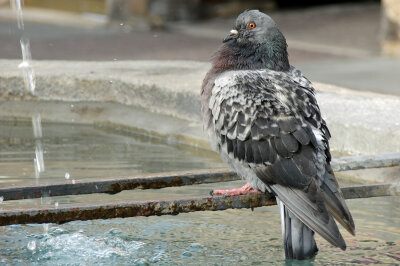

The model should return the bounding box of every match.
[11,0,43,182]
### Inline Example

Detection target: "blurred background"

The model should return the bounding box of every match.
[0,0,399,95]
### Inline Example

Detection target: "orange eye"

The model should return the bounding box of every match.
[247,22,256,29]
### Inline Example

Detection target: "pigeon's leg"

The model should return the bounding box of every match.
[211,183,262,196]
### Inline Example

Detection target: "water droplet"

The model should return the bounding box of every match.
[54,202,59,208]
[72,179,76,184]
[70,104,74,108]
[109,80,113,84]
[65,172,70,179]
[27,240,36,251]
[120,23,124,26]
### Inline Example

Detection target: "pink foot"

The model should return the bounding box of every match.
[211,184,262,196]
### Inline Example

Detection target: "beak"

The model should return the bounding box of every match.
[223,29,238,43]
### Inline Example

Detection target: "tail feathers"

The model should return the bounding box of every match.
[321,169,355,236]
[278,199,318,260]
[271,182,346,251]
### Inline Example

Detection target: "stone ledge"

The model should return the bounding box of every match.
[0,60,207,120]
[1,59,399,155]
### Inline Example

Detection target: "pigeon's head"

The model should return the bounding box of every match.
[212,10,289,72]
[213,10,290,72]
[224,10,281,46]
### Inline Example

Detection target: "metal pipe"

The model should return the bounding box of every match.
[331,152,400,172]
[0,183,396,226]
[0,152,399,201]
[0,168,237,201]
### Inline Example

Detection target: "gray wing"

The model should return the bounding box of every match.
[209,69,354,248]
[289,68,355,235]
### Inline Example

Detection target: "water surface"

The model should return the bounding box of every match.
[0,120,225,186]
[0,120,398,265]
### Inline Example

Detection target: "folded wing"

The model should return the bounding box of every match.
[209,69,355,248]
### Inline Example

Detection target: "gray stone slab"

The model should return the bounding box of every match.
[296,58,400,96]
[0,60,208,120]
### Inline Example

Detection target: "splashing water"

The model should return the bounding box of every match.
[27,240,36,251]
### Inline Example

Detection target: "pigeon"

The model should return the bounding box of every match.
[201,10,355,260]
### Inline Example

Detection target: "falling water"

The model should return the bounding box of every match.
[11,0,44,178]
[11,0,36,94]
[10,0,24,30]
[32,114,45,178]
[18,37,36,93]
[31,113,43,138]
